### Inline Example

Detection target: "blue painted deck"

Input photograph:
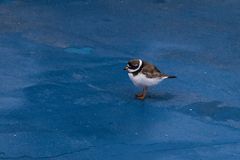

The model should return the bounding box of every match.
[0,0,240,159]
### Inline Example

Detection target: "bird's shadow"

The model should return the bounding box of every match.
[148,92,175,101]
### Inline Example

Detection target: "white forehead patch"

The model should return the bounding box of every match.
[128,59,142,73]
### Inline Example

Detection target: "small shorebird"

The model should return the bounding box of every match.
[124,59,176,100]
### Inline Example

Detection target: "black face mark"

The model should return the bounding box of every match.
[128,60,139,70]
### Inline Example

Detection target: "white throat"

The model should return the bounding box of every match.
[128,59,142,73]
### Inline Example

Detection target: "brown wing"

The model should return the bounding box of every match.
[141,62,167,78]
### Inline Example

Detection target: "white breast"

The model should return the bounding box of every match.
[128,73,166,87]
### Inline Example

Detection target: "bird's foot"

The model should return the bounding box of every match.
[135,92,145,100]
[135,92,143,97]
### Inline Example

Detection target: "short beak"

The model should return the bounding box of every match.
[124,66,128,70]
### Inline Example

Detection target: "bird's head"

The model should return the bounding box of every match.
[124,59,143,73]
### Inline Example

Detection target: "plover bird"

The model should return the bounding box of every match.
[124,59,176,100]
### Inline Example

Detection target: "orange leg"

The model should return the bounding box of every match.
[135,87,148,100]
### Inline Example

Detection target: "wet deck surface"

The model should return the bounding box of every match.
[0,0,240,159]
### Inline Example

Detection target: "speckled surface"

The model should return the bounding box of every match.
[0,0,240,159]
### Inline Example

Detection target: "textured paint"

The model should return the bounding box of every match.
[64,47,94,55]
[0,0,240,159]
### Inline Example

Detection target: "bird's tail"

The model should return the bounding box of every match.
[160,74,176,79]
[167,75,176,78]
